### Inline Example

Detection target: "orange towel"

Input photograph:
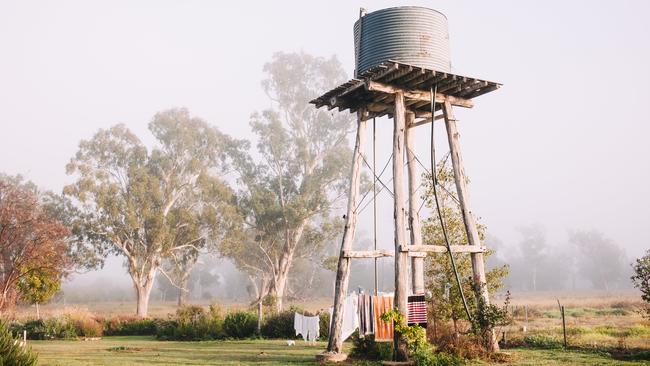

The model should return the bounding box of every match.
[373,295,394,342]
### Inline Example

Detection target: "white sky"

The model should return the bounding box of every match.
[1,0,648,286]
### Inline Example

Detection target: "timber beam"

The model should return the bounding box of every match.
[343,250,395,258]
[409,113,445,129]
[399,245,487,253]
[365,80,474,109]
[341,245,486,258]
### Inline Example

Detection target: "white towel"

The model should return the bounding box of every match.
[295,312,320,342]
[304,315,320,342]
[294,312,304,337]
[342,293,359,341]
[328,293,359,341]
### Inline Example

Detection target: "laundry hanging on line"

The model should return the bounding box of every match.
[294,312,320,342]
[330,292,422,342]
[373,294,394,342]
[407,294,427,328]
[358,293,374,337]
[328,293,359,342]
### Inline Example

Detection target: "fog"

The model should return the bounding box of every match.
[1,1,648,303]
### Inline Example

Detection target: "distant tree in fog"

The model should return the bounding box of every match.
[65,109,241,317]
[570,230,627,291]
[500,225,572,291]
[513,225,565,290]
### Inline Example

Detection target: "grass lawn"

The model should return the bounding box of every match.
[31,337,331,366]
[29,337,650,365]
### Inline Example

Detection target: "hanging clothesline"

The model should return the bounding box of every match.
[294,312,320,343]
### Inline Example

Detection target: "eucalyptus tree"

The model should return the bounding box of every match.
[422,162,508,339]
[222,52,354,311]
[65,108,240,316]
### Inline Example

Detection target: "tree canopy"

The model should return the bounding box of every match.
[0,175,72,311]
[221,52,354,311]
[65,108,241,316]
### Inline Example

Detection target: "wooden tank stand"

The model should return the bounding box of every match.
[311,61,501,361]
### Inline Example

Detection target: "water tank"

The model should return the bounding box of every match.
[353,6,451,76]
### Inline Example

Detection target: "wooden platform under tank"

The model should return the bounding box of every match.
[310,60,502,120]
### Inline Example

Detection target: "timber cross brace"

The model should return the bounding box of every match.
[310,60,502,360]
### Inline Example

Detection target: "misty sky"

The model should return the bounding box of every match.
[1,0,649,286]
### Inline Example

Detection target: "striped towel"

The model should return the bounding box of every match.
[373,295,394,342]
[407,295,427,327]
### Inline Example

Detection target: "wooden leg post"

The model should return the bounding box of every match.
[442,101,499,351]
[393,93,410,361]
[405,112,425,295]
[326,108,368,356]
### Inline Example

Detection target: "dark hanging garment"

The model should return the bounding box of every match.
[407,295,427,328]
[358,294,375,336]
[358,295,366,337]
[368,295,374,334]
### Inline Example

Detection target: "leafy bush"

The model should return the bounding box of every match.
[319,311,330,340]
[73,318,103,337]
[155,305,224,341]
[261,308,329,340]
[103,316,157,336]
[350,332,393,360]
[350,330,461,366]
[379,309,463,366]
[0,321,37,366]
[154,320,181,340]
[435,332,489,361]
[223,311,257,339]
[521,334,563,349]
[632,249,650,318]
[261,310,295,339]
[14,318,77,340]
[412,350,463,366]
[472,294,511,350]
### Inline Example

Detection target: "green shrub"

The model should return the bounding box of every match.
[0,320,38,366]
[15,318,77,340]
[155,305,224,341]
[223,311,257,339]
[350,332,393,360]
[103,317,157,336]
[319,311,330,340]
[22,320,47,340]
[412,350,463,366]
[522,333,563,349]
[261,308,329,340]
[261,310,295,339]
[154,320,180,341]
[176,305,206,324]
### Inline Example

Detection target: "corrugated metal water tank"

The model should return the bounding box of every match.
[353,6,451,75]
